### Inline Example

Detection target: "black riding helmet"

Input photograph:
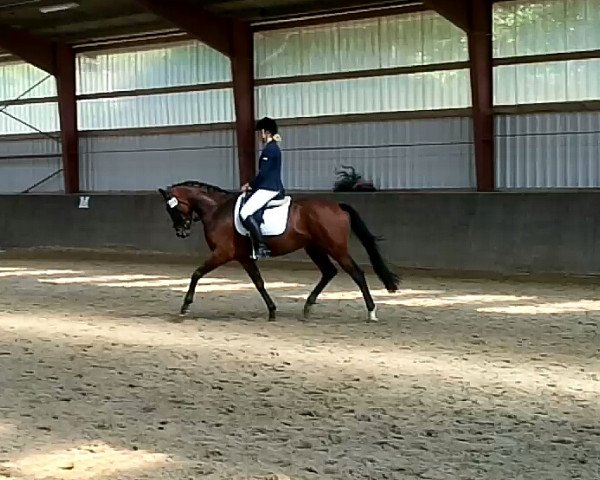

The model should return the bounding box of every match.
[255,117,278,135]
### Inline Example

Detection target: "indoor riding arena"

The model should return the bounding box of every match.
[0,1,599,479]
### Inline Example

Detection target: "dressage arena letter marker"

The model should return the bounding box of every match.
[79,196,90,209]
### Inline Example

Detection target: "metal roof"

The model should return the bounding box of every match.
[0,0,419,45]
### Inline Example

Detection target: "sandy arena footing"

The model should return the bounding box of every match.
[0,258,598,479]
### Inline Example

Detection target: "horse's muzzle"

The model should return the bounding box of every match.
[175,221,191,238]
[175,229,189,238]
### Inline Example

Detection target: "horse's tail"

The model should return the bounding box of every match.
[339,203,400,293]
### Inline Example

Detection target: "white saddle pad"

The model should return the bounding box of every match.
[234,194,292,237]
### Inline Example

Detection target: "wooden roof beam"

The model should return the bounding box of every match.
[132,0,234,57]
[422,0,469,32]
[0,25,57,74]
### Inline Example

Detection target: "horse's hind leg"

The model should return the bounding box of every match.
[240,259,277,321]
[303,246,338,319]
[332,252,377,322]
[181,253,228,315]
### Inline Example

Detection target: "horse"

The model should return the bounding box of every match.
[158,181,399,322]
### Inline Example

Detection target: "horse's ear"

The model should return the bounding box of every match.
[158,188,168,200]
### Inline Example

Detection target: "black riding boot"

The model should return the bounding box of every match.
[243,215,270,259]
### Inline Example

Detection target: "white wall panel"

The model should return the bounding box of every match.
[76,41,233,132]
[278,118,474,190]
[496,112,600,188]
[0,102,60,135]
[77,40,231,94]
[494,0,600,57]
[255,10,467,79]
[257,70,471,118]
[79,89,234,130]
[0,157,63,193]
[338,18,381,71]
[80,129,237,191]
[494,58,600,105]
[0,62,56,101]
[0,137,62,193]
[0,62,58,135]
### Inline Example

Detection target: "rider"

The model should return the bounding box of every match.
[240,117,284,260]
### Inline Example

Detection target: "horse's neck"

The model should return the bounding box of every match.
[191,191,229,221]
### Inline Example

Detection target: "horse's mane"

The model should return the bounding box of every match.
[170,180,234,196]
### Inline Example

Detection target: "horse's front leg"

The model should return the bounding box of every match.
[240,259,277,321]
[181,253,228,315]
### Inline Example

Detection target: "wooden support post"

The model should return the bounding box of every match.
[55,45,79,194]
[231,21,256,185]
[468,0,494,191]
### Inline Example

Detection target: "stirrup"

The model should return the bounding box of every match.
[251,245,270,260]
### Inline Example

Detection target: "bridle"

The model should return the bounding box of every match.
[165,194,194,235]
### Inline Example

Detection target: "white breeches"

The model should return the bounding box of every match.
[239,189,279,220]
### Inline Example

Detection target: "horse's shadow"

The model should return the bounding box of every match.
[162,306,383,326]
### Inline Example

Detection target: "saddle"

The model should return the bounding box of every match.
[241,190,286,225]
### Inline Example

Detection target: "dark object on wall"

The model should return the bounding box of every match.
[333,165,377,192]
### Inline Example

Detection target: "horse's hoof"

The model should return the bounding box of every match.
[268,311,276,322]
[366,306,378,323]
[180,304,191,315]
[303,304,312,320]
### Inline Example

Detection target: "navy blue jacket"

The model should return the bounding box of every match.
[249,140,284,192]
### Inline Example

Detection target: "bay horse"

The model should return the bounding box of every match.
[158,181,399,321]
